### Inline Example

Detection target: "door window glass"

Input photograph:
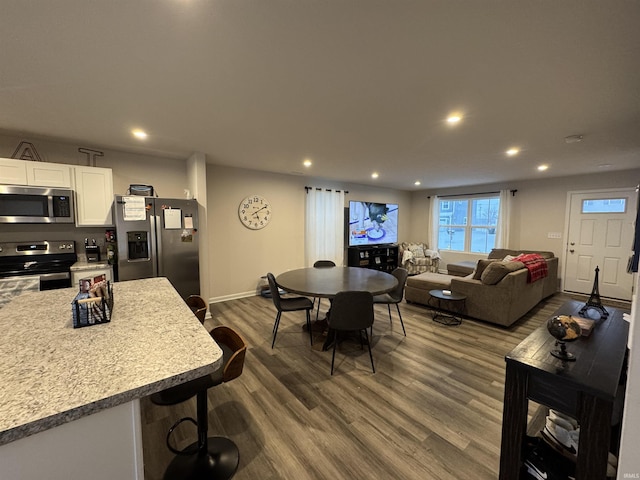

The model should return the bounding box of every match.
[582,198,626,213]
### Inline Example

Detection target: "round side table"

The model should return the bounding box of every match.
[428,289,466,326]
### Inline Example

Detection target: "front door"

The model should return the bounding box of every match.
[564,188,637,301]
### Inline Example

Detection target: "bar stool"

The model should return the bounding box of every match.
[151,326,247,479]
[186,295,207,324]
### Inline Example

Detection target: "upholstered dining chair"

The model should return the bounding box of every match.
[150,325,247,479]
[266,272,314,348]
[186,295,207,324]
[312,260,336,320]
[372,267,408,336]
[327,290,375,375]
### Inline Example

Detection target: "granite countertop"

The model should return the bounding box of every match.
[70,260,111,271]
[0,277,222,446]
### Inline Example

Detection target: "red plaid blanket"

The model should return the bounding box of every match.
[513,253,548,283]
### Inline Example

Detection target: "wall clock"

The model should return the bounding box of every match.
[238,195,271,230]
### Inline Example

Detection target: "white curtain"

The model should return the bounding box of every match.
[305,188,345,267]
[495,189,512,248]
[429,195,440,252]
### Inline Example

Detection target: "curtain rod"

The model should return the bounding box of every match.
[432,189,517,199]
[304,186,349,194]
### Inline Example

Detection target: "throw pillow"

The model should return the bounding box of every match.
[473,259,498,280]
[503,254,516,262]
[408,244,426,258]
[481,261,525,285]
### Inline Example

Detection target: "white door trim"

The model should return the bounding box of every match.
[561,186,636,298]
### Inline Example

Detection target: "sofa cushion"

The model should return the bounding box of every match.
[489,248,555,260]
[481,260,525,285]
[448,260,476,277]
[406,271,454,290]
[473,259,499,280]
[408,243,426,258]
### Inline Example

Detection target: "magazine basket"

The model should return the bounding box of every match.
[72,281,114,328]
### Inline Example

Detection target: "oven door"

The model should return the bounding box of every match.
[39,271,72,290]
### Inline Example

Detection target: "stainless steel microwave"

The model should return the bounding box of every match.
[0,185,75,224]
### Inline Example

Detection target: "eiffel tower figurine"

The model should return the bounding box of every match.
[578,266,609,319]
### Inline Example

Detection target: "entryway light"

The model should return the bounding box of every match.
[132,129,148,140]
[506,148,519,156]
[371,172,379,179]
[537,164,549,171]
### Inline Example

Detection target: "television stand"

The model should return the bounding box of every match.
[347,245,399,273]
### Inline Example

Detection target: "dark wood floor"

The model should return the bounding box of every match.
[141,292,628,480]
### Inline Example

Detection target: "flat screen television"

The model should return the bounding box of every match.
[348,201,398,246]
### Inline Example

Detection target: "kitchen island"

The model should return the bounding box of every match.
[0,277,222,479]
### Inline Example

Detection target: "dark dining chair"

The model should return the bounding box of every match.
[267,272,314,348]
[373,267,408,336]
[150,325,247,480]
[312,260,336,320]
[327,290,375,375]
[186,294,207,324]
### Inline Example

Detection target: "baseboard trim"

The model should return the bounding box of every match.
[210,291,259,304]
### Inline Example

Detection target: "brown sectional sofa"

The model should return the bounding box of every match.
[405,249,558,327]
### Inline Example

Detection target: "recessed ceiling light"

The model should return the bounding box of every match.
[598,163,612,168]
[414,180,421,186]
[371,172,379,179]
[506,148,519,156]
[303,159,312,167]
[565,134,584,144]
[446,114,462,125]
[537,164,549,171]
[132,129,147,140]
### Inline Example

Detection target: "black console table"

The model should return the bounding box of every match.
[498,300,628,480]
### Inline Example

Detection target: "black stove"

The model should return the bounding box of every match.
[0,241,75,275]
[0,240,77,290]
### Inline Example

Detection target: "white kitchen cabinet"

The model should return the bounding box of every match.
[1,158,114,226]
[26,162,72,188]
[0,158,28,184]
[0,158,71,187]
[74,166,114,226]
[0,400,144,480]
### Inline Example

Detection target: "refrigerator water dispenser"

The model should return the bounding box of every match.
[127,231,149,260]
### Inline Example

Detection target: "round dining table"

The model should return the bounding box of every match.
[275,266,397,298]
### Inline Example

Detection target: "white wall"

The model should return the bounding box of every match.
[206,165,412,301]
[619,272,639,478]
[417,169,640,276]
[408,191,431,242]
[0,132,189,198]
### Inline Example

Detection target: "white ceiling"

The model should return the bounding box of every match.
[1,1,639,191]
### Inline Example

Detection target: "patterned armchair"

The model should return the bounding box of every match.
[399,242,440,275]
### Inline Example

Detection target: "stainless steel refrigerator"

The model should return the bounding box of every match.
[113,195,200,300]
